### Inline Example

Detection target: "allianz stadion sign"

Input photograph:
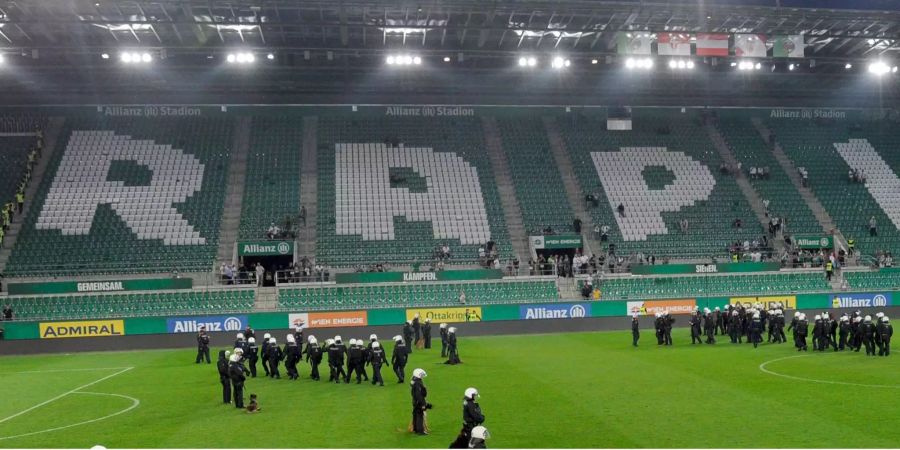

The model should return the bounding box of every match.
[794,235,834,249]
[238,240,294,256]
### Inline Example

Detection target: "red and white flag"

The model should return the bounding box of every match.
[696,33,729,56]
[657,33,692,56]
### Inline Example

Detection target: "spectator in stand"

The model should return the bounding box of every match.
[750,167,758,179]
[869,216,878,237]
[732,218,742,229]
[762,199,770,216]
[600,225,610,242]
[458,290,466,305]
[255,263,265,287]
[298,205,307,227]
[3,304,13,321]
[617,203,625,217]
[441,244,451,261]
[266,223,281,239]
[573,217,582,233]
[679,219,688,234]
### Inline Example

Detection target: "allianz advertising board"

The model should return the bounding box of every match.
[519,303,591,320]
[831,292,892,309]
[167,315,248,333]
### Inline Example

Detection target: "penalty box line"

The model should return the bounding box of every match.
[0,366,134,425]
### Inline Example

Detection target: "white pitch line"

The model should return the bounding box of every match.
[0,391,140,441]
[758,354,900,389]
[0,367,133,375]
[0,366,134,425]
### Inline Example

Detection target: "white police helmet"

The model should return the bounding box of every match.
[268,338,276,345]
[703,307,711,314]
[471,426,489,440]
[286,334,295,343]
[753,312,760,319]
[308,336,317,344]
[370,334,378,341]
[464,387,479,400]
[864,315,872,322]
[794,311,801,318]
[225,350,231,358]
[425,318,432,323]
[799,314,806,320]
[248,337,255,344]
[372,341,381,349]
[233,347,243,354]
[229,354,240,363]
[883,316,890,323]
[263,333,272,340]
[814,315,821,321]
[334,335,342,343]
[854,316,862,323]
[325,338,334,346]
[440,323,448,329]
[714,307,720,311]
[237,333,245,340]
[449,327,457,334]
[876,312,884,319]
[393,335,403,342]
[412,368,427,379]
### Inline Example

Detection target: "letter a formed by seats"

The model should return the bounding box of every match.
[833,139,900,230]
[591,147,715,241]
[37,130,206,245]
[334,143,490,245]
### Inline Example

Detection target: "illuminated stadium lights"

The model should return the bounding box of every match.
[267,53,275,60]
[868,61,891,75]
[443,56,451,62]
[0,54,4,64]
[591,59,598,65]
[737,60,761,71]
[668,59,694,70]
[845,63,853,69]
[551,56,570,69]
[788,63,795,71]
[386,54,420,66]
[227,52,255,64]
[625,57,653,70]
[101,53,110,59]
[517,56,537,67]
[119,51,152,64]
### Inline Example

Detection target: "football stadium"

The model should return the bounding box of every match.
[0,0,899,448]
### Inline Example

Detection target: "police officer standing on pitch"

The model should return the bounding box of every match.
[440,323,449,357]
[267,337,283,378]
[689,310,702,344]
[879,316,892,356]
[217,350,231,404]
[403,320,415,353]
[423,318,433,349]
[796,313,809,351]
[663,312,674,345]
[261,333,272,376]
[445,327,461,364]
[410,368,431,435]
[228,351,247,408]
[631,314,640,347]
[284,334,301,380]
[462,387,485,438]
[196,325,211,364]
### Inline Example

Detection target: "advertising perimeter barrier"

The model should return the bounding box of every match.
[3,290,895,340]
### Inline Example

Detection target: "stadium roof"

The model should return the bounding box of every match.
[0,0,898,106]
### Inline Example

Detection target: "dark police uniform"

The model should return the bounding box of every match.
[411,377,428,435]
[216,350,231,404]
[392,341,409,383]
[305,341,323,380]
[370,345,386,386]
[423,321,433,349]
[196,330,211,363]
[631,317,640,347]
[229,358,246,408]
[246,340,259,377]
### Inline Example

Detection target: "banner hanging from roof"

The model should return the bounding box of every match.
[616,32,654,55]
[772,35,805,58]
[657,33,692,56]
[696,33,730,56]
[734,34,767,57]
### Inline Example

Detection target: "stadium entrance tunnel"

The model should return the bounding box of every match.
[241,254,293,287]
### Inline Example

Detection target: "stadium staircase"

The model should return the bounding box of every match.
[751,118,840,238]
[215,117,251,265]
[298,116,318,259]
[0,116,65,275]
[542,116,600,255]
[704,119,785,255]
[254,286,278,311]
[481,117,530,264]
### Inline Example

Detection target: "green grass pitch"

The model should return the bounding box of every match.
[1,328,898,448]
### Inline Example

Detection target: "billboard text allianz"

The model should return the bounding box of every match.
[525,305,586,319]
[172,317,243,333]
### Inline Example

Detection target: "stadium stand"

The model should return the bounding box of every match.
[496,116,575,235]
[597,272,831,300]
[766,117,900,257]
[4,289,255,321]
[714,113,822,234]
[558,109,760,258]
[278,279,557,309]
[5,115,233,276]
[316,115,512,266]
[844,269,900,290]
[238,116,303,239]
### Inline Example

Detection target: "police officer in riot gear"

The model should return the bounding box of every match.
[838,315,850,351]
[228,352,246,408]
[423,318,433,349]
[305,336,323,381]
[246,337,259,377]
[267,337,283,379]
[796,313,809,351]
[410,368,430,435]
[347,339,365,384]
[369,340,386,386]
[284,334,301,380]
[440,323,449,357]
[445,327,461,364]
[196,326,211,364]
[690,311,703,345]
[879,316,892,356]
[631,314,640,347]
[261,333,272,376]
[392,335,409,383]
[462,387,485,437]
[217,350,231,404]
[862,315,877,356]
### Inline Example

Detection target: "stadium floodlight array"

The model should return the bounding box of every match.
[551,56,571,69]
[227,52,256,64]
[517,56,538,68]
[120,52,152,64]
[625,57,653,70]
[737,60,761,71]
[667,59,695,70]
[867,61,897,76]
[386,54,421,66]
[0,54,4,64]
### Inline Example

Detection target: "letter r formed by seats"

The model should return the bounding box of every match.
[36,131,207,245]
